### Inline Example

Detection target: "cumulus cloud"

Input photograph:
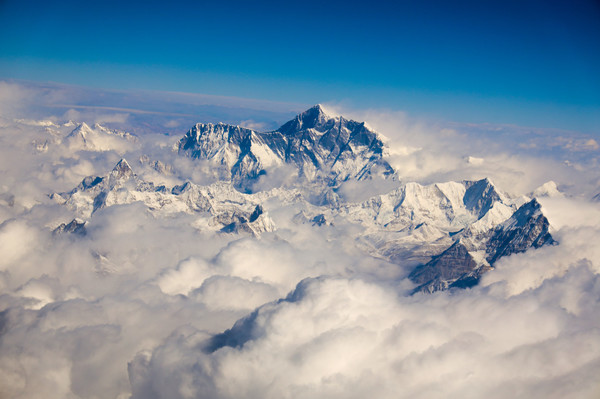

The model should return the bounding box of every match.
[0,81,599,399]
[131,266,600,399]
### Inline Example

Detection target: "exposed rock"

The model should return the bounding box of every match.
[485,199,555,264]
[409,241,489,293]
[53,219,87,236]
[410,198,556,293]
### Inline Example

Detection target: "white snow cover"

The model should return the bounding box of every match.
[0,82,599,399]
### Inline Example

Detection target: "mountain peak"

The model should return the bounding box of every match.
[485,198,555,265]
[309,104,333,117]
[113,158,131,171]
[291,104,334,130]
[110,158,133,181]
[78,122,91,131]
[463,178,502,219]
[69,122,93,137]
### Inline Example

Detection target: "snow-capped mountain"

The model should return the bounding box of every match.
[50,106,557,293]
[66,122,137,152]
[11,118,137,155]
[340,178,517,264]
[51,159,276,236]
[52,218,87,236]
[335,176,557,292]
[178,123,281,191]
[266,104,394,183]
[178,104,394,191]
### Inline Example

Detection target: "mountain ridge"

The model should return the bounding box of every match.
[49,106,558,293]
[178,104,394,191]
[52,154,557,293]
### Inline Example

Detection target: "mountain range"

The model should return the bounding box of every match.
[52,105,557,293]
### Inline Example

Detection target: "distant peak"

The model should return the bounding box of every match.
[312,104,326,114]
[304,103,337,118]
[302,104,327,117]
[67,122,93,139]
[317,103,338,117]
[289,104,338,131]
[108,158,134,183]
[113,158,132,173]
[69,121,92,133]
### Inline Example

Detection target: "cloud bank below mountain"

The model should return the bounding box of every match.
[0,81,599,399]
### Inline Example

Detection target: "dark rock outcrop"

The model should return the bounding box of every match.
[410,199,556,293]
[53,219,87,236]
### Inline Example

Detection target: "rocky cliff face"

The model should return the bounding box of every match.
[178,123,280,191]
[485,199,555,264]
[410,199,556,293]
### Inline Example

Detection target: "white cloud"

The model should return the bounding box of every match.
[0,219,40,270]
[131,263,600,399]
[192,275,281,311]
[156,257,213,296]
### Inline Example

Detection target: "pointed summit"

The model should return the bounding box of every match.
[76,122,92,131]
[272,104,392,182]
[113,158,131,172]
[308,103,335,119]
[278,104,335,134]
[463,178,503,219]
[67,122,93,139]
[110,159,133,182]
[485,198,555,264]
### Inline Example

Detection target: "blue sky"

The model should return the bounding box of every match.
[1,0,599,133]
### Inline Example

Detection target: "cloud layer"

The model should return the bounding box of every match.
[0,81,599,399]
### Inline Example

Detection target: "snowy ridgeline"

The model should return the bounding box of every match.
[43,104,559,293]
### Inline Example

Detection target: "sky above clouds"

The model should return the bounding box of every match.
[1,0,599,133]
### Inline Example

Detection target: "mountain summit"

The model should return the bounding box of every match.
[178,105,394,191]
